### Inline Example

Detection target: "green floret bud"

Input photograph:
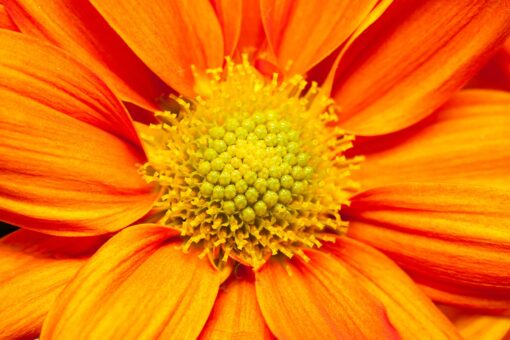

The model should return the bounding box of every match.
[254,201,267,216]
[198,161,211,176]
[212,186,225,200]
[209,126,225,139]
[234,195,248,209]
[241,207,256,222]
[225,184,237,199]
[206,171,220,184]
[245,187,259,204]
[263,191,278,207]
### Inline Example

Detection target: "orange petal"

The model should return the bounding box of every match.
[260,0,378,75]
[5,0,169,110]
[326,237,460,339]
[237,0,265,53]
[0,31,157,236]
[42,225,222,339]
[0,4,17,30]
[255,251,398,338]
[0,229,104,339]
[211,0,242,56]
[455,316,510,340]
[347,183,510,309]
[441,306,510,340]
[352,89,510,190]
[199,267,272,339]
[415,277,510,313]
[332,0,510,135]
[90,0,224,97]
[315,0,394,95]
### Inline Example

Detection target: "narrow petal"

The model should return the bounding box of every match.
[200,268,272,339]
[6,0,169,110]
[90,0,224,97]
[326,237,460,339]
[0,230,104,339]
[455,315,510,340]
[261,0,378,75]
[441,307,510,340]
[42,225,222,339]
[255,251,397,338]
[211,0,242,56]
[353,89,510,190]
[416,276,510,313]
[347,183,510,309]
[0,31,157,235]
[332,0,510,135]
[0,4,17,30]
[237,0,265,53]
[319,0,394,94]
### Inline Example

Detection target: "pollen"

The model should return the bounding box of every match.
[139,57,361,269]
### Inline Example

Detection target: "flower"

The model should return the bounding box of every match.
[1,0,510,339]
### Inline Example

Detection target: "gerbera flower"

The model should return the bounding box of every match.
[1,0,510,338]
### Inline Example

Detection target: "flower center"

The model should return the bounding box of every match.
[139,58,360,269]
[197,113,314,225]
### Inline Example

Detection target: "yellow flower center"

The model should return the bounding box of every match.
[139,58,360,269]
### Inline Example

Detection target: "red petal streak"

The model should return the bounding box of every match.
[0,3,17,30]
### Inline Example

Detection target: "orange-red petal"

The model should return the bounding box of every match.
[468,38,510,91]
[199,269,272,339]
[42,225,222,339]
[260,0,378,75]
[5,0,169,110]
[0,3,17,30]
[347,183,510,310]
[441,306,510,340]
[352,89,510,190]
[237,0,265,53]
[326,237,460,339]
[90,0,224,97]
[415,277,510,313]
[332,0,510,135]
[255,251,398,338]
[0,31,157,235]
[0,229,105,339]
[211,0,242,56]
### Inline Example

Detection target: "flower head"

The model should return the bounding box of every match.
[1,1,510,339]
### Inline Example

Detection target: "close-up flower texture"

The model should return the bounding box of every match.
[1,0,510,339]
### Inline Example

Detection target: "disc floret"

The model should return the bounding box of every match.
[139,58,360,268]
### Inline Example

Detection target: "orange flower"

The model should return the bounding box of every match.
[1,1,510,339]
